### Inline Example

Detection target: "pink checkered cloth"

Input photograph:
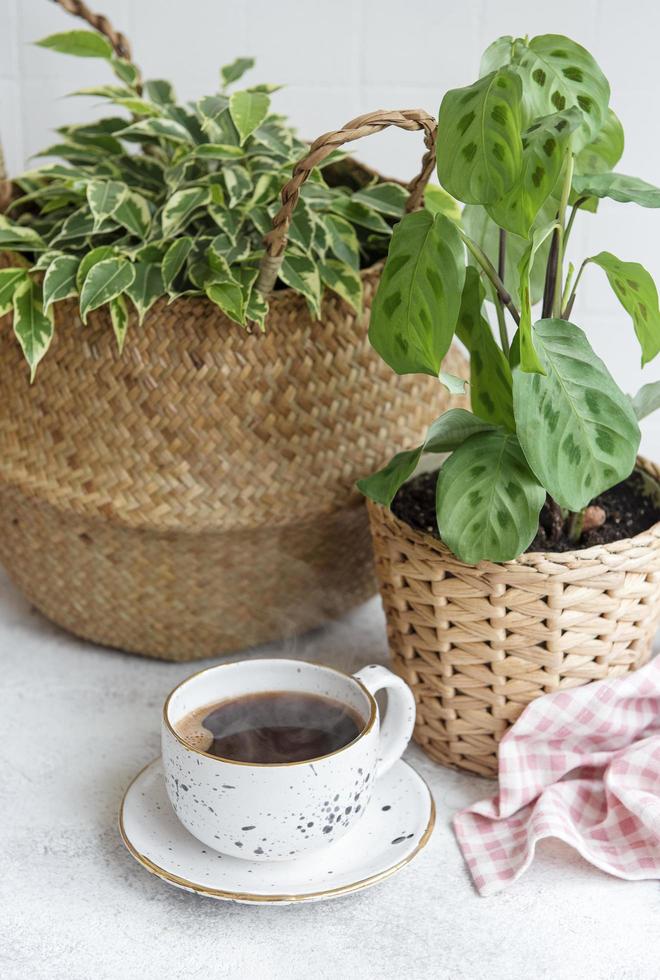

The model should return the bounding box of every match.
[453,655,660,896]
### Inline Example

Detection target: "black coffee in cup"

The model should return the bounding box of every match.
[176,691,365,764]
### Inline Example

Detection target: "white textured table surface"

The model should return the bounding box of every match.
[1,567,659,980]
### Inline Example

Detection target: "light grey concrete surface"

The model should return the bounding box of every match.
[1,567,659,980]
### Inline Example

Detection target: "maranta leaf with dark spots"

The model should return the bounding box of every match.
[513,318,640,510]
[437,67,523,205]
[369,210,465,376]
[435,429,545,564]
[588,252,660,366]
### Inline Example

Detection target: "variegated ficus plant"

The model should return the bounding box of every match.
[0,30,405,378]
[359,33,660,565]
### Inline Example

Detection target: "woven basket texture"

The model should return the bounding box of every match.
[0,254,466,660]
[367,459,660,778]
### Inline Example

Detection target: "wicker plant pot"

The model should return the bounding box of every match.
[367,458,660,778]
[0,108,468,661]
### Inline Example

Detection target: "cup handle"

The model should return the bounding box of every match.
[353,665,416,777]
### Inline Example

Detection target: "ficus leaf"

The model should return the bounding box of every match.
[12,279,54,381]
[79,257,136,324]
[328,197,391,235]
[572,172,660,208]
[229,90,270,144]
[357,409,496,508]
[352,182,408,218]
[369,210,465,376]
[124,262,165,324]
[86,179,127,228]
[36,30,113,59]
[118,118,191,143]
[323,214,360,270]
[114,189,152,238]
[43,255,79,312]
[162,187,211,237]
[109,294,129,353]
[631,381,660,421]
[513,318,640,510]
[456,267,514,429]
[279,253,322,320]
[223,166,252,208]
[320,260,363,314]
[436,430,545,564]
[437,67,523,205]
[0,269,29,316]
[162,238,194,293]
[0,225,46,252]
[487,108,581,237]
[206,281,246,326]
[194,144,244,160]
[143,79,176,105]
[588,252,660,365]
[221,57,255,88]
[76,246,115,291]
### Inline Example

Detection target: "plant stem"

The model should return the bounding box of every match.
[563,197,587,250]
[562,258,588,319]
[552,154,575,318]
[546,496,564,546]
[498,228,506,283]
[561,262,575,312]
[460,230,521,325]
[566,508,585,544]
[541,231,559,319]
[493,292,510,355]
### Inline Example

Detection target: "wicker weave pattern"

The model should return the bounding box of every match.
[0,260,466,659]
[367,461,660,778]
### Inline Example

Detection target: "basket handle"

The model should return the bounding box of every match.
[255,108,437,295]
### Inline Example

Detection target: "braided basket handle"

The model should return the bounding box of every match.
[256,108,437,295]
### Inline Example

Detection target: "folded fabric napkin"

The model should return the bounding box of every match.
[454,655,660,896]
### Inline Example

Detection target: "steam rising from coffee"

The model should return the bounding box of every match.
[176,692,365,764]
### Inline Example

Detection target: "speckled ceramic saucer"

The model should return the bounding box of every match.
[119,757,435,905]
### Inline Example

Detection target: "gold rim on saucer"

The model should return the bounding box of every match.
[118,758,436,904]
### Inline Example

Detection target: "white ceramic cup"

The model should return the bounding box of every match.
[162,658,416,861]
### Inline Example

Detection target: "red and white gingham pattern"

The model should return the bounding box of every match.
[453,656,660,896]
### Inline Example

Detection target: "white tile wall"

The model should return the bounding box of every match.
[2,0,659,454]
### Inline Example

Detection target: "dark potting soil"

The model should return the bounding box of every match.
[391,468,660,554]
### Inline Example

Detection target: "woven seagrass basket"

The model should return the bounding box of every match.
[0,2,466,660]
[367,458,660,778]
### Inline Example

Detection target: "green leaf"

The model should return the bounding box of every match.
[456,267,514,429]
[588,252,660,365]
[43,255,79,312]
[245,286,268,330]
[118,118,192,143]
[369,210,465,376]
[487,108,582,237]
[0,269,29,316]
[79,257,136,324]
[86,179,127,228]
[328,198,391,235]
[513,318,640,510]
[438,371,468,395]
[323,214,360,270]
[516,221,558,373]
[36,30,113,59]
[279,252,322,319]
[124,262,164,324]
[575,108,624,175]
[436,430,545,564]
[111,58,140,88]
[206,281,246,326]
[511,34,610,150]
[287,199,315,253]
[0,225,46,252]
[462,203,552,307]
[194,143,244,160]
[143,79,176,105]
[223,166,252,208]
[437,67,523,205]
[423,184,462,222]
[109,294,129,353]
[572,172,660,208]
[229,90,270,144]
[631,381,660,421]
[352,182,408,217]
[358,409,495,507]
[221,57,255,88]
[76,247,115,290]
[12,279,54,381]
[114,189,152,238]
[320,259,363,314]
[162,187,211,237]
[162,238,193,292]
